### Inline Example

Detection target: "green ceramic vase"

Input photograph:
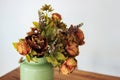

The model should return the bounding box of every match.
[20,57,54,80]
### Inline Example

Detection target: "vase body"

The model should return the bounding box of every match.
[20,57,54,80]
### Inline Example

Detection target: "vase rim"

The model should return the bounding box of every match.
[24,57,47,64]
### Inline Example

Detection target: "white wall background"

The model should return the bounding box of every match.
[0,0,120,77]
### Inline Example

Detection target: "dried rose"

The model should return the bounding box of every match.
[66,58,77,67]
[60,58,77,75]
[52,13,62,21]
[25,28,48,57]
[60,63,70,75]
[68,25,85,45]
[16,40,30,55]
[66,42,79,57]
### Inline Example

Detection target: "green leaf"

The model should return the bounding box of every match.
[46,25,57,40]
[41,31,45,37]
[12,42,17,49]
[45,21,53,30]
[32,57,38,62]
[46,56,53,63]
[32,21,39,28]
[55,52,66,61]
[26,54,31,62]
[46,56,59,67]
[31,50,37,56]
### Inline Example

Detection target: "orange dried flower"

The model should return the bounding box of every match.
[16,40,30,55]
[66,42,79,57]
[52,13,62,21]
[60,58,77,75]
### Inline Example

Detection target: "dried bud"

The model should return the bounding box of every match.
[60,58,77,75]
[66,42,79,57]
[52,13,62,21]
[16,40,30,55]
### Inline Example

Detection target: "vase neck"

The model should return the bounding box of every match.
[25,57,47,64]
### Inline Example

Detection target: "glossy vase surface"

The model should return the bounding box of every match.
[20,57,54,80]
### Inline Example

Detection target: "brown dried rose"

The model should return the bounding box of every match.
[25,28,48,57]
[66,42,79,57]
[60,58,77,75]
[52,13,62,21]
[16,40,31,55]
[68,25,85,45]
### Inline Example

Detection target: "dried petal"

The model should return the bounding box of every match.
[60,63,70,75]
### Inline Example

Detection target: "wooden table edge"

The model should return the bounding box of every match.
[1,67,120,80]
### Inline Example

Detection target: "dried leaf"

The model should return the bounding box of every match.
[46,56,60,67]
[26,54,31,62]
[12,42,17,49]
[33,21,39,28]
[55,52,66,61]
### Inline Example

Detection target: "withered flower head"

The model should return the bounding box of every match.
[25,28,48,57]
[16,40,31,55]
[66,42,79,57]
[68,24,85,45]
[41,4,53,12]
[52,13,62,21]
[60,58,77,75]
